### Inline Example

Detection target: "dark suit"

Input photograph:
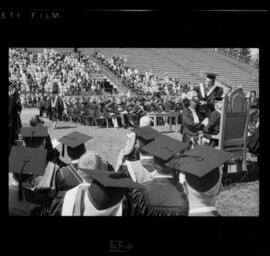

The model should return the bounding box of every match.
[181,107,204,144]
[204,110,221,136]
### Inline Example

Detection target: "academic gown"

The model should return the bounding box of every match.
[55,161,114,192]
[47,95,64,121]
[122,178,189,216]
[247,127,259,156]
[203,110,221,147]
[9,184,51,216]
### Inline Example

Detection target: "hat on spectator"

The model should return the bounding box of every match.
[58,131,92,158]
[167,145,236,192]
[87,170,144,210]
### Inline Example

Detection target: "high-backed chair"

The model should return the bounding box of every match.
[211,88,251,171]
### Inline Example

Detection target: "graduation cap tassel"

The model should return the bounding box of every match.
[18,158,30,201]
[62,144,65,157]
[175,154,204,161]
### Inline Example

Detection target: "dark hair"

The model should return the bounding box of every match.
[23,137,45,148]
[183,98,190,108]
[67,144,86,160]
[13,173,35,184]
[250,90,256,96]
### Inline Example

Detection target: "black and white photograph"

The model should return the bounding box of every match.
[8,47,259,216]
[3,8,269,255]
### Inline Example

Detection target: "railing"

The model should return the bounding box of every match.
[89,54,124,90]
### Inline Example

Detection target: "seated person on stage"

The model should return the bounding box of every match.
[176,145,236,216]
[181,90,207,148]
[9,139,56,216]
[49,151,142,216]
[247,118,259,160]
[122,135,189,216]
[249,90,259,109]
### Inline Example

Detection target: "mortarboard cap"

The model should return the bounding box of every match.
[21,126,48,138]
[205,73,218,80]
[168,145,236,191]
[131,126,161,142]
[141,135,188,162]
[86,170,144,210]
[58,131,92,157]
[9,146,48,176]
[88,170,144,190]
[171,145,237,191]
[58,131,92,148]
[9,146,48,201]
[168,145,236,177]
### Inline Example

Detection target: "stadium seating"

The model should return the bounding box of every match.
[81,48,259,97]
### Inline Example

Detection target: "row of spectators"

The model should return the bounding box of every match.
[9,48,109,101]
[93,50,197,96]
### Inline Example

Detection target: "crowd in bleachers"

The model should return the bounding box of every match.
[9,48,112,108]
[93,50,195,96]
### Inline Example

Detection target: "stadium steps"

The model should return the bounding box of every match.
[89,48,258,96]
[85,54,130,94]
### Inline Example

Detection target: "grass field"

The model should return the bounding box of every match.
[21,108,259,216]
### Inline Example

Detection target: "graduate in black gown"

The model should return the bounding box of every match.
[122,135,189,216]
[9,86,22,155]
[195,73,224,119]
[9,146,51,216]
[170,145,236,216]
[9,125,59,216]
[55,131,114,193]
[47,82,64,130]
[49,151,133,216]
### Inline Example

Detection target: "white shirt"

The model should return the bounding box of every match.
[188,107,199,124]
